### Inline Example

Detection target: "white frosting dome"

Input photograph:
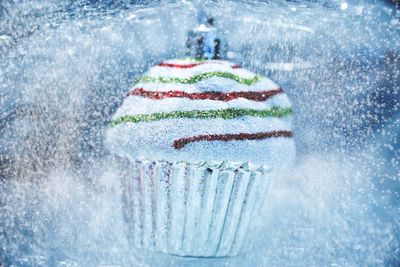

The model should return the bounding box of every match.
[106,58,295,168]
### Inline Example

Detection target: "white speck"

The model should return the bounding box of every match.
[0,34,13,46]
[126,13,137,21]
[227,51,237,59]
[355,6,364,15]
[340,2,349,10]
[195,24,213,32]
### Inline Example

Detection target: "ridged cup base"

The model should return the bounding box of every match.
[121,158,272,257]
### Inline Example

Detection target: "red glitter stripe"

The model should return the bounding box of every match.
[158,62,241,69]
[173,131,294,150]
[158,62,204,68]
[128,88,284,102]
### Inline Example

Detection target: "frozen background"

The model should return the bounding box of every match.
[0,0,399,266]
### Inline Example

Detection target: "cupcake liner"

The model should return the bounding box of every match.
[121,158,272,257]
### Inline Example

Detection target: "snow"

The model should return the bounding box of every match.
[0,0,399,266]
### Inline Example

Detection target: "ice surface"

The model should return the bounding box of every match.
[0,0,399,266]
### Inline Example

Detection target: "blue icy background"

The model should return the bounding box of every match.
[0,0,399,266]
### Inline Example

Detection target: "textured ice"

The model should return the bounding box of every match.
[0,0,399,266]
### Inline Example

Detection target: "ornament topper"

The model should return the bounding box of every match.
[185,10,227,60]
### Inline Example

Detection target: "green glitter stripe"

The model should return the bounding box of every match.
[138,71,262,86]
[109,107,292,127]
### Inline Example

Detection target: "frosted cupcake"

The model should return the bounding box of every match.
[106,58,295,257]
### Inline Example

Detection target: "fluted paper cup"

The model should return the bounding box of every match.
[120,158,272,257]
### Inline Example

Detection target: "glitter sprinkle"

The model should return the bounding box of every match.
[173,131,294,149]
[109,107,292,127]
[138,71,261,85]
[128,88,284,101]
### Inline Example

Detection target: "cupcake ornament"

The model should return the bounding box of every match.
[106,12,295,257]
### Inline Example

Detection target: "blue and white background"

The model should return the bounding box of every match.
[0,0,399,266]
